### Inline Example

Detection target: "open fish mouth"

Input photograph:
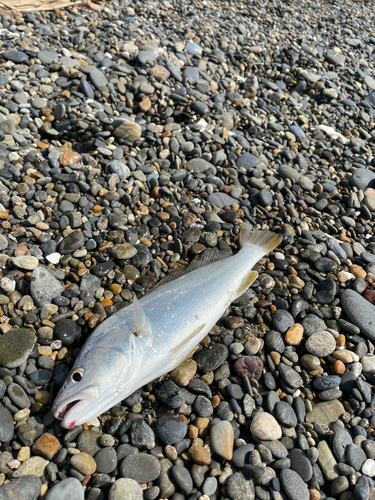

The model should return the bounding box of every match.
[55,400,81,420]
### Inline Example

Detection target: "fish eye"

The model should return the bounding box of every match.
[69,368,85,384]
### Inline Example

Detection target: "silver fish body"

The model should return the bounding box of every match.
[52,228,280,428]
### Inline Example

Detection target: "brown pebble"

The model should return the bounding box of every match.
[187,425,198,439]
[32,433,61,460]
[334,360,345,375]
[285,323,304,346]
[189,445,211,465]
[223,316,244,329]
[194,417,210,437]
[59,151,81,166]
[350,265,366,279]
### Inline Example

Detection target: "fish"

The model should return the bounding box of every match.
[52,225,281,429]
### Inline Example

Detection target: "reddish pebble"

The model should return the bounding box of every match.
[334,360,345,375]
[14,245,28,257]
[234,356,263,380]
[364,289,375,305]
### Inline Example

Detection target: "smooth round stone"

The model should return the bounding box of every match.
[94,447,117,474]
[280,469,309,500]
[0,404,14,442]
[59,231,85,255]
[0,476,41,500]
[109,478,143,500]
[362,458,375,477]
[313,376,341,391]
[0,328,35,368]
[120,453,161,483]
[347,444,367,470]
[156,414,187,445]
[275,401,298,427]
[210,420,234,460]
[354,474,370,500]
[302,315,326,336]
[301,354,320,370]
[305,331,336,357]
[250,412,282,441]
[266,331,285,353]
[272,309,294,334]
[278,363,303,388]
[55,319,81,346]
[226,472,255,500]
[45,478,84,500]
[194,395,213,417]
[8,383,30,408]
[244,338,262,355]
[195,344,228,372]
[111,243,137,260]
[13,256,38,270]
[288,449,313,481]
[171,466,193,493]
[70,452,96,475]
[341,289,375,340]
[202,476,218,496]
[114,121,142,142]
[330,476,349,496]
[234,356,263,380]
[30,267,64,307]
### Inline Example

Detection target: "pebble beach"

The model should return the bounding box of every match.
[1,0,375,498]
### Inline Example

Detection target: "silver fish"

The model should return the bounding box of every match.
[52,226,281,428]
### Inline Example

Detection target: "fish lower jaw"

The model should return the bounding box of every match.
[53,400,80,421]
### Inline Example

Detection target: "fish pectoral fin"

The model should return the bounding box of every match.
[235,270,258,297]
[170,323,206,357]
[132,295,153,341]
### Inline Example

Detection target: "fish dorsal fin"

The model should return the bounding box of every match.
[156,249,231,289]
[132,295,152,341]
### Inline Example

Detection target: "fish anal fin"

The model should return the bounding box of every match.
[170,323,206,357]
[133,295,152,341]
[155,249,231,289]
[236,270,258,297]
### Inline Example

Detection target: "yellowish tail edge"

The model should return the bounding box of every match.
[240,224,282,254]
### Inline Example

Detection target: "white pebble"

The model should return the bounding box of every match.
[46,252,61,264]
[363,459,375,477]
[275,252,284,260]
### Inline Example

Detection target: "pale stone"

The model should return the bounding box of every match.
[210,421,234,460]
[13,255,39,271]
[362,458,375,477]
[306,400,345,425]
[361,355,375,374]
[317,440,339,481]
[332,350,359,363]
[250,412,282,441]
[12,456,49,477]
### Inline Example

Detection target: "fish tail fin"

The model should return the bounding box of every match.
[240,223,282,254]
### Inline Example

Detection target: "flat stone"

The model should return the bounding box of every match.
[114,121,142,142]
[306,399,345,425]
[0,476,41,500]
[111,243,137,260]
[278,363,303,388]
[109,478,143,500]
[317,440,339,481]
[305,331,336,357]
[0,328,35,369]
[341,289,375,340]
[0,404,14,442]
[288,449,313,481]
[12,456,49,478]
[234,356,263,380]
[45,478,84,500]
[30,267,64,307]
[226,472,255,500]
[169,359,197,386]
[275,401,298,427]
[13,256,38,270]
[156,414,187,445]
[120,453,161,483]
[280,469,309,500]
[59,231,85,255]
[332,429,353,462]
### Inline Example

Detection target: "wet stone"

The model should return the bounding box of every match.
[154,380,184,408]
[195,344,228,372]
[156,414,187,445]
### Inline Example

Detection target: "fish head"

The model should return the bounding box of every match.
[52,329,142,429]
